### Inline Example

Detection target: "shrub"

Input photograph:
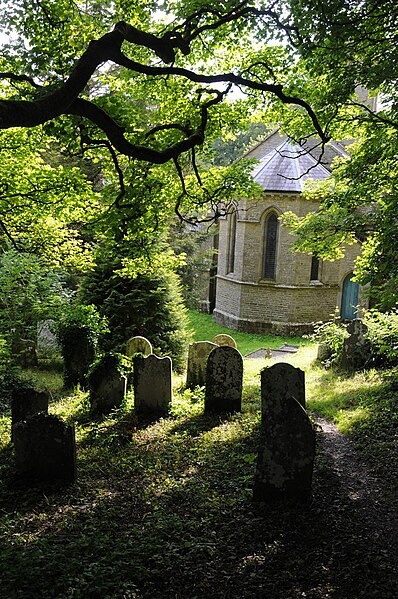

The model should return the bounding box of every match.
[312,313,348,366]
[55,304,108,388]
[0,335,23,412]
[80,259,191,372]
[363,309,398,366]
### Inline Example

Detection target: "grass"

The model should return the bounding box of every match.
[187,309,309,355]
[0,316,396,598]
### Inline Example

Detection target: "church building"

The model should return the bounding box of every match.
[212,130,364,335]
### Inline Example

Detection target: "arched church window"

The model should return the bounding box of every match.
[262,212,279,280]
[226,209,237,274]
[310,255,320,281]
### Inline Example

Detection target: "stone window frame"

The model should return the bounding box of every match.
[226,205,238,274]
[260,208,281,282]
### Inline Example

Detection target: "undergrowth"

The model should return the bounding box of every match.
[0,341,396,598]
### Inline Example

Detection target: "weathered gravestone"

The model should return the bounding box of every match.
[10,387,49,442]
[12,338,38,368]
[133,354,172,416]
[339,319,372,370]
[125,336,152,359]
[37,320,60,357]
[88,354,127,415]
[253,392,315,504]
[212,334,238,349]
[13,413,77,484]
[186,341,218,389]
[260,362,305,422]
[205,346,243,413]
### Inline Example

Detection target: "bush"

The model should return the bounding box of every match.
[312,313,348,366]
[363,309,398,366]
[0,335,23,412]
[56,304,108,388]
[80,259,191,372]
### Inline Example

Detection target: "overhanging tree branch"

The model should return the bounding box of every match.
[0,10,329,166]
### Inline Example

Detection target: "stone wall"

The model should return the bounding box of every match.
[214,192,363,334]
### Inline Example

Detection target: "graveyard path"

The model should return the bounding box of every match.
[316,417,398,556]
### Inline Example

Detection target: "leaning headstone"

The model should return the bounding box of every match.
[212,334,237,349]
[10,387,49,442]
[186,341,218,389]
[260,363,305,421]
[12,338,38,368]
[89,354,127,415]
[133,354,172,416]
[13,413,77,484]
[253,395,315,504]
[125,336,153,358]
[205,346,243,413]
[339,319,372,370]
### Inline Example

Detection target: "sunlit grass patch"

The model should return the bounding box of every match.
[187,309,310,355]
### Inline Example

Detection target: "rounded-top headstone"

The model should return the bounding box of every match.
[205,345,243,413]
[186,341,218,389]
[125,336,153,358]
[212,333,237,349]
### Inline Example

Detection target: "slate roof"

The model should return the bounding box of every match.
[250,139,332,193]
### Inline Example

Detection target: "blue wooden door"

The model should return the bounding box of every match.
[341,273,359,319]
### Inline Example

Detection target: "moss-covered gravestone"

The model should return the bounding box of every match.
[133,354,172,416]
[253,364,315,504]
[205,346,243,413]
[10,386,49,442]
[186,341,218,389]
[13,413,77,484]
[88,353,127,415]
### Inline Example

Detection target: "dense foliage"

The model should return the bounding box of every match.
[0,249,70,345]
[0,1,397,331]
[80,257,191,371]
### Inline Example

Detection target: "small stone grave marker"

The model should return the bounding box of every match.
[125,336,153,358]
[13,413,77,484]
[205,346,243,413]
[134,354,172,416]
[186,341,218,389]
[212,333,237,349]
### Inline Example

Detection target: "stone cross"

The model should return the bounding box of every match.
[186,341,218,389]
[125,336,153,359]
[260,363,305,421]
[212,333,237,349]
[253,394,315,504]
[133,354,172,416]
[13,413,77,484]
[205,346,243,413]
